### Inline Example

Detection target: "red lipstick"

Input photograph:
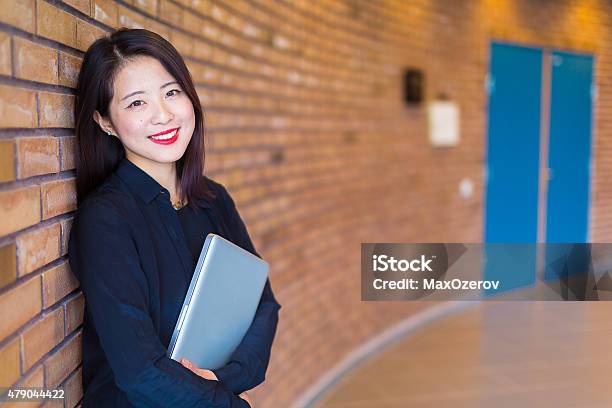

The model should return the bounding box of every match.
[147,127,179,145]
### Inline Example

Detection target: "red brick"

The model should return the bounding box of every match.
[22,365,44,387]
[13,37,58,84]
[0,242,16,289]
[76,18,106,52]
[190,0,210,14]
[0,85,37,128]
[0,276,42,342]
[41,178,77,219]
[63,366,83,408]
[19,366,45,393]
[118,4,145,28]
[210,4,229,24]
[64,0,91,15]
[36,0,77,47]
[5,365,45,408]
[132,0,157,16]
[16,136,60,179]
[146,18,171,40]
[202,23,220,43]
[21,307,64,370]
[0,337,20,387]
[60,136,76,171]
[0,186,41,236]
[58,52,82,88]
[44,330,82,388]
[0,0,35,32]
[60,217,73,256]
[42,261,79,308]
[40,398,63,408]
[16,223,61,277]
[0,32,11,76]
[2,366,45,408]
[183,12,203,37]
[92,0,118,26]
[193,41,213,60]
[0,139,15,182]
[170,30,194,58]
[159,0,182,25]
[65,292,84,334]
[38,92,75,128]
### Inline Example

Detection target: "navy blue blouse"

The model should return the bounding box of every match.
[176,204,215,264]
[68,158,281,407]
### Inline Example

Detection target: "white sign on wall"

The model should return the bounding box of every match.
[428,101,460,147]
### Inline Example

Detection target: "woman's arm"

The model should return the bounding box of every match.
[210,184,282,395]
[69,197,250,408]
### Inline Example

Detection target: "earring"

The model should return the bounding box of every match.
[106,130,112,136]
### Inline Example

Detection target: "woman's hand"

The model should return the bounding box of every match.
[180,358,218,381]
[180,359,253,406]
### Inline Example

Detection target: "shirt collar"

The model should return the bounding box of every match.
[115,157,212,209]
[116,158,164,204]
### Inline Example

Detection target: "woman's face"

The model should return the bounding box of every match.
[94,55,195,170]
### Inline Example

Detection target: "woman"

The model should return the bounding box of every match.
[68,28,281,408]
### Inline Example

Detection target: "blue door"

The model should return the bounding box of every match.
[546,51,593,243]
[543,52,594,287]
[484,42,543,292]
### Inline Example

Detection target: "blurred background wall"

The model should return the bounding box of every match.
[0,0,611,407]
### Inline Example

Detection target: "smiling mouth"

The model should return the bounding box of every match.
[148,128,180,144]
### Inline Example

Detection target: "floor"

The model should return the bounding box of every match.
[313,301,612,408]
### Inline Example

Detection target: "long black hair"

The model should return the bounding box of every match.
[74,27,213,209]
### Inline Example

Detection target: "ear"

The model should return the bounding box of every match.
[93,110,116,137]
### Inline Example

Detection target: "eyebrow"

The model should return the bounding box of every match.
[120,81,180,101]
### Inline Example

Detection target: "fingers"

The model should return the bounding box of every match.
[180,358,194,370]
[180,358,199,376]
[180,359,218,381]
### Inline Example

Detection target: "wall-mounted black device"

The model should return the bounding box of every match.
[403,68,424,105]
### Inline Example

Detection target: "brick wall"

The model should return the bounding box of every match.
[0,0,611,407]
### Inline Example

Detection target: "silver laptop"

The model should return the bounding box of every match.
[167,233,269,370]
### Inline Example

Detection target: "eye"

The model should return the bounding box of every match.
[166,89,181,97]
[127,100,144,109]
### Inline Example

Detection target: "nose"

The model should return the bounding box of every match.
[151,99,174,125]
